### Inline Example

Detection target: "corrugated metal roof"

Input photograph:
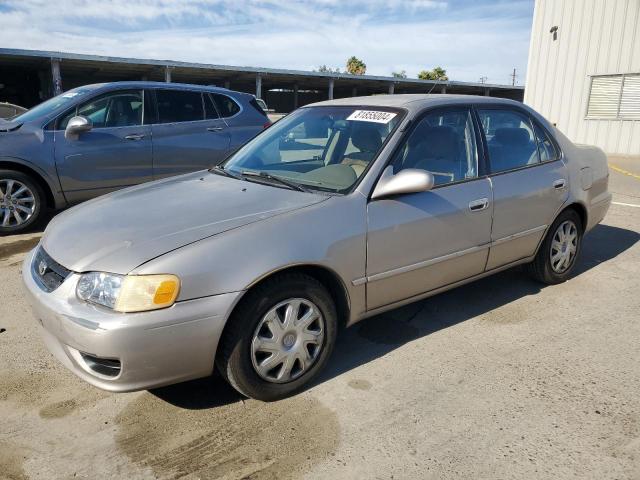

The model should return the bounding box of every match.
[0,48,524,91]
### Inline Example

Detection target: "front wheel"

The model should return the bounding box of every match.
[0,170,46,235]
[526,209,583,284]
[217,273,338,401]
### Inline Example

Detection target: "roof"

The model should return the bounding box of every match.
[308,94,524,109]
[75,81,244,94]
[0,48,525,91]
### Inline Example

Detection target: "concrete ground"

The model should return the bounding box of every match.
[1,163,639,480]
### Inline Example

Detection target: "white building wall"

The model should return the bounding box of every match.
[524,0,640,155]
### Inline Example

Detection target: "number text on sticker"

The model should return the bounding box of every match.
[346,110,397,124]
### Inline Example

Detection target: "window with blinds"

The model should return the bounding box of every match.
[620,75,640,119]
[586,74,640,120]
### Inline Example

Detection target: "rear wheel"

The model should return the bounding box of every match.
[217,273,337,401]
[526,209,583,284]
[0,170,45,235]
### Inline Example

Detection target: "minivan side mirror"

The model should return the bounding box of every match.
[371,166,434,200]
[65,116,93,139]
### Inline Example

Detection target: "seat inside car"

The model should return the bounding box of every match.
[403,125,462,184]
[341,123,383,176]
[105,97,139,128]
[487,127,538,171]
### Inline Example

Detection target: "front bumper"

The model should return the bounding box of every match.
[21,248,242,392]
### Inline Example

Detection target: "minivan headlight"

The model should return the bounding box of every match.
[76,272,180,313]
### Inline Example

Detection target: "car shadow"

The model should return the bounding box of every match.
[151,223,638,409]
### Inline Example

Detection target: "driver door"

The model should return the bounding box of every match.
[366,107,493,310]
[54,89,153,204]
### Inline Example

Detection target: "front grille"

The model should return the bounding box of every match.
[32,248,71,292]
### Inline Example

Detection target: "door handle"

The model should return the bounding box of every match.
[553,179,567,190]
[124,134,145,141]
[207,126,224,132]
[469,198,489,212]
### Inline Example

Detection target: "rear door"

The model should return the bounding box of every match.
[477,106,568,270]
[150,89,230,179]
[211,93,264,152]
[53,89,153,203]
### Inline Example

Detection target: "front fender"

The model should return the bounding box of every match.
[132,194,369,322]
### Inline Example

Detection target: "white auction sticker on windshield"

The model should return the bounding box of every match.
[346,110,397,124]
[61,92,80,98]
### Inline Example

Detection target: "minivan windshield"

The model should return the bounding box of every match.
[12,86,96,124]
[222,106,403,193]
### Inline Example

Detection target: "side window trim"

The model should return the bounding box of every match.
[475,104,563,177]
[530,118,562,162]
[53,89,145,131]
[204,92,222,120]
[393,105,483,190]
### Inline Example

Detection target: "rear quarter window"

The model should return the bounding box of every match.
[211,93,241,118]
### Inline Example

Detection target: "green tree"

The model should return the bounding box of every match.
[314,65,340,74]
[346,56,367,75]
[418,66,448,81]
[391,70,407,79]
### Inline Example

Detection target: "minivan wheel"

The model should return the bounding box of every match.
[217,273,337,401]
[526,209,583,284]
[0,170,45,235]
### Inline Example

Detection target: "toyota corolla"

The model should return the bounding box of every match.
[22,95,611,401]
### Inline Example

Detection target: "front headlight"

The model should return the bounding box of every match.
[76,272,180,313]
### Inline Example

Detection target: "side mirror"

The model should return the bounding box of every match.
[65,116,92,139]
[371,166,434,200]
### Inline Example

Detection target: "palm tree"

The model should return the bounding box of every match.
[418,66,448,81]
[346,56,367,75]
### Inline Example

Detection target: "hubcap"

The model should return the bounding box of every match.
[0,179,36,227]
[251,298,325,383]
[550,220,578,273]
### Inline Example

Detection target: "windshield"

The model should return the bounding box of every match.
[11,87,96,124]
[223,106,403,193]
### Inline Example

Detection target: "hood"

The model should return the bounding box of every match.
[42,171,328,273]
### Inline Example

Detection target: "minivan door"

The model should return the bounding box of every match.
[150,89,230,180]
[366,108,493,310]
[53,89,153,204]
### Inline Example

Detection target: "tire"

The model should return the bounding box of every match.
[0,170,46,235]
[526,209,583,284]
[217,273,338,401]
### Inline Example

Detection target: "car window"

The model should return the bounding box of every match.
[156,90,204,123]
[211,93,240,117]
[223,106,402,193]
[204,94,220,119]
[391,109,478,186]
[58,90,143,130]
[532,122,559,162]
[478,108,539,173]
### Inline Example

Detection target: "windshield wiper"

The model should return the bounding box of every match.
[210,165,242,180]
[240,170,309,192]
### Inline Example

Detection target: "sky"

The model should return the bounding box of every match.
[0,0,535,86]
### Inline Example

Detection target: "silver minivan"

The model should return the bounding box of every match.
[0,82,269,234]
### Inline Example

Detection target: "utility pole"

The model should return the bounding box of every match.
[479,76,488,84]
[510,68,517,86]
